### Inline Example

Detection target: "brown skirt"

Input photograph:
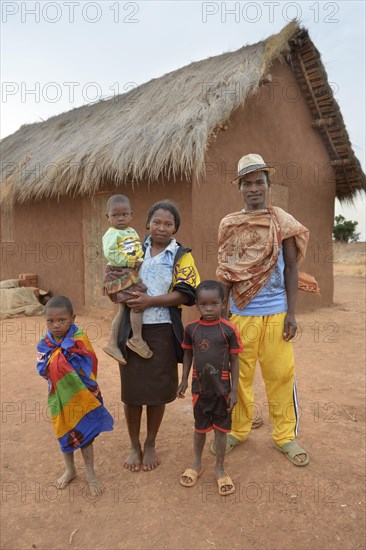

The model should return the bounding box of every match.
[119,324,178,405]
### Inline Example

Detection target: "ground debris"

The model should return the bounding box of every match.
[69,529,78,545]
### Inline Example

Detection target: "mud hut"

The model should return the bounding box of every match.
[1,22,365,311]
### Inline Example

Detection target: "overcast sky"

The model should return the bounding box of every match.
[1,0,365,238]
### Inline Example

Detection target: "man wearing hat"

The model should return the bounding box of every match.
[214,153,316,466]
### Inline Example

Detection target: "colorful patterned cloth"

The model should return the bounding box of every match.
[37,324,114,453]
[217,206,319,309]
[102,265,147,303]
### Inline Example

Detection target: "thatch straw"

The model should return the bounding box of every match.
[1,21,364,205]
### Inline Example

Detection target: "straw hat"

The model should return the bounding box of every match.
[232,153,275,184]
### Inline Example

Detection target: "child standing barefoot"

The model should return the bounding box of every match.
[102,194,153,363]
[37,296,114,496]
[177,281,242,496]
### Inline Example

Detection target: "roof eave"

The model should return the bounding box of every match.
[287,27,365,202]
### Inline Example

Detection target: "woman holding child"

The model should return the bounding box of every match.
[118,201,200,472]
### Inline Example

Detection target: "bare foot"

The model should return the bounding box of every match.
[86,475,104,496]
[54,469,76,489]
[142,445,160,471]
[124,447,142,472]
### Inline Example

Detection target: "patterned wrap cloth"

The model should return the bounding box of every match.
[102,265,147,303]
[37,324,114,453]
[217,206,319,309]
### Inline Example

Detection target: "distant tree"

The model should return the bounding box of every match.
[333,215,360,243]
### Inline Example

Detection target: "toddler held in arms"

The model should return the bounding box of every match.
[102,194,153,363]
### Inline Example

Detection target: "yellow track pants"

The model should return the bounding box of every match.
[230,312,299,446]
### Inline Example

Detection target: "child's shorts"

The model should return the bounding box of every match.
[102,265,147,303]
[192,394,231,433]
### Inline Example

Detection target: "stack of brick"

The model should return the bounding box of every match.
[18,274,39,296]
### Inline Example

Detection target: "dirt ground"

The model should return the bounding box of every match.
[1,243,365,550]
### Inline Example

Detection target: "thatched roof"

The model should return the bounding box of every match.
[1,21,365,205]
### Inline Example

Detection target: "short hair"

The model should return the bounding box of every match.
[106,194,131,211]
[146,200,181,233]
[45,296,74,315]
[196,280,224,300]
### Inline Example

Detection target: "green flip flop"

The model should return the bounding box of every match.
[274,440,310,467]
[252,416,264,429]
[210,434,243,456]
